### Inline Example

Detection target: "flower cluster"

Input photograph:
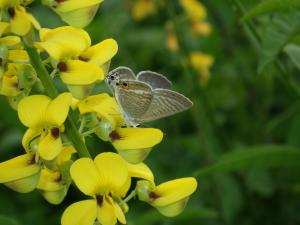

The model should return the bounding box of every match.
[0,1,198,225]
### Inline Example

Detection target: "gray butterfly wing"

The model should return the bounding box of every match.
[137,71,172,89]
[136,89,193,123]
[114,80,153,120]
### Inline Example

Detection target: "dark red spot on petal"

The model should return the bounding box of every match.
[27,155,36,165]
[54,174,62,182]
[57,62,68,72]
[51,127,60,139]
[78,56,89,62]
[96,195,103,206]
[8,7,15,18]
[149,192,160,200]
[109,131,121,141]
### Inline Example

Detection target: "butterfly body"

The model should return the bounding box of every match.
[106,67,193,127]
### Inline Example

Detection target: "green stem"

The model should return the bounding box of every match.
[25,46,91,158]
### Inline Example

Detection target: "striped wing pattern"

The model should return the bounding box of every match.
[116,80,153,118]
[136,89,193,123]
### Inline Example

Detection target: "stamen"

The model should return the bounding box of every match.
[78,56,89,62]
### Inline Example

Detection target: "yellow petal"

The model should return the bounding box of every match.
[0,22,9,36]
[18,95,50,128]
[61,200,97,225]
[127,162,154,184]
[39,186,69,205]
[97,197,117,225]
[55,5,100,28]
[8,49,29,63]
[111,128,163,163]
[79,93,123,127]
[0,36,21,47]
[0,75,20,97]
[151,177,197,207]
[5,171,40,193]
[9,6,31,35]
[111,128,163,150]
[0,154,39,183]
[80,39,118,66]
[22,128,41,153]
[56,145,76,167]
[37,169,62,191]
[37,26,91,60]
[112,201,126,224]
[56,0,103,12]
[179,0,207,20]
[155,197,190,217]
[66,84,95,100]
[45,92,72,126]
[38,130,63,160]
[94,152,128,194]
[131,0,156,21]
[70,158,102,196]
[59,60,104,85]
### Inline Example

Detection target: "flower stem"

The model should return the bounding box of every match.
[25,45,91,158]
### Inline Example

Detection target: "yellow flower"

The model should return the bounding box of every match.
[0,153,40,193]
[131,0,156,21]
[179,0,211,37]
[62,152,128,225]
[179,0,206,21]
[0,144,75,201]
[0,61,37,109]
[43,0,104,28]
[18,93,72,160]
[37,146,76,204]
[36,27,118,99]
[5,5,40,36]
[137,177,197,217]
[190,52,214,84]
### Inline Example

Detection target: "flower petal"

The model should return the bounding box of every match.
[127,162,154,184]
[56,0,103,12]
[97,197,117,225]
[45,92,72,126]
[0,36,21,47]
[111,128,163,150]
[56,145,76,167]
[18,95,50,128]
[0,154,39,183]
[61,200,97,225]
[111,128,163,163]
[22,128,41,153]
[60,60,104,85]
[38,131,63,160]
[8,49,29,63]
[37,26,91,60]
[70,158,102,196]
[80,39,118,66]
[55,5,100,28]
[9,6,32,36]
[151,177,197,207]
[112,201,126,224]
[94,152,128,194]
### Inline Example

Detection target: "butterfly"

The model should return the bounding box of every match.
[105,66,193,127]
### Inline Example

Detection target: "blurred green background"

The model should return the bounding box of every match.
[1,0,300,224]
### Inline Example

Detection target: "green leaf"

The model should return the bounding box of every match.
[284,43,300,71]
[244,0,300,20]
[194,145,300,177]
[0,215,21,225]
[258,10,300,73]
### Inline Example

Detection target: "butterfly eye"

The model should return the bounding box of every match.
[110,75,115,80]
